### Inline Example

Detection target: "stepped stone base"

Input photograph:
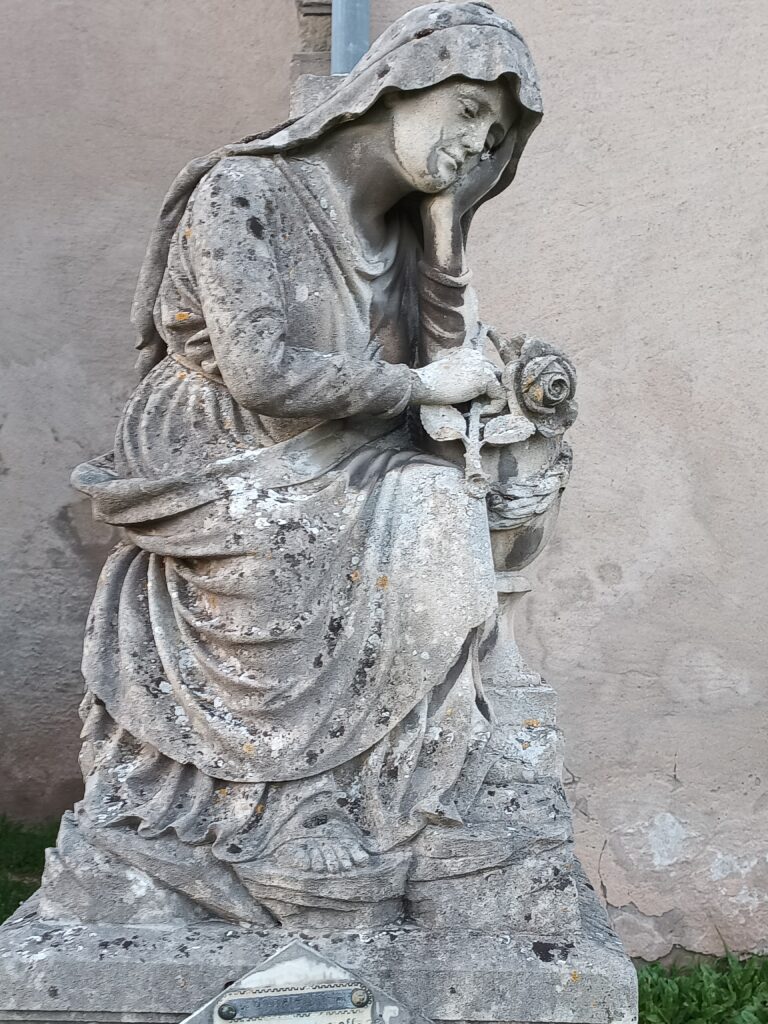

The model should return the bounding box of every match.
[0,874,636,1024]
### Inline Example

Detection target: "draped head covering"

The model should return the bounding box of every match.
[132,1,543,372]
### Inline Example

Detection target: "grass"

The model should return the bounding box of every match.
[638,957,768,1024]
[0,815,58,921]
[0,816,767,1022]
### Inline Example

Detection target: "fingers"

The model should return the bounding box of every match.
[484,371,504,401]
[477,355,503,399]
[323,846,341,874]
[349,843,370,866]
[337,846,353,872]
[413,347,505,406]
[293,845,312,871]
[309,845,325,873]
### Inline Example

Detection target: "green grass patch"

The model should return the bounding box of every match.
[638,956,768,1024]
[0,817,767,1023]
[0,815,58,922]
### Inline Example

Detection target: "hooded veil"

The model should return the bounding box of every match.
[132,1,542,373]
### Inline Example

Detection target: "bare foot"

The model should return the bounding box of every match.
[277,835,370,874]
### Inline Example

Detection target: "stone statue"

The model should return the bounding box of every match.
[0,5,636,1023]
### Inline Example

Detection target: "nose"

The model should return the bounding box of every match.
[462,124,488,157]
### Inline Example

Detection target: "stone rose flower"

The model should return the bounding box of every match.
[502,337,578,437]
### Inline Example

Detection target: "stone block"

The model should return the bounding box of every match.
[0,870,637,1024]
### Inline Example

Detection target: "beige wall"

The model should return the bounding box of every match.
[378,0,768,960]
[1,0,766,959]
[0,0,297,816]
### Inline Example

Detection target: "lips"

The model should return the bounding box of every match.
[439,149,460,171]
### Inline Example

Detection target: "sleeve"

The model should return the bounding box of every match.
[184,161,413,420]
[417,261,479,364]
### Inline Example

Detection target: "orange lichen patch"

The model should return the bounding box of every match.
[521,740,531,750]
[523,718,541,728]
[215,787,231,800]
[184,227,193,240]
[569,971,582,983]
[175,310,192,322]
[242,742,255,755]
[177,371,187,380]
[255,803,266,815]
[376,575,389,589]
[348,569,361,584]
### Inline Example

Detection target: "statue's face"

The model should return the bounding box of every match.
[389,78,516,193]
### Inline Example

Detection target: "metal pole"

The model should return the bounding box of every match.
[331,0,370,74]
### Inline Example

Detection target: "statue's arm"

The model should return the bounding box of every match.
[416,131,521,364]
[416,209,475,362]
[185,165,413,420]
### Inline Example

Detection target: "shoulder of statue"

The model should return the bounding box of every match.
[188,156,281,231]
[205,155,282,194]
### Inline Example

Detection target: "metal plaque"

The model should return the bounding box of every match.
[214,983,374,1024]
[178,939,426,1024]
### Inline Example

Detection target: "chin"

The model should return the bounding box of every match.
[418,167,459,193]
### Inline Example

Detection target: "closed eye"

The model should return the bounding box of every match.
[485,125,505,152]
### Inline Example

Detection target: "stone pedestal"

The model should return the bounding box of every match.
[0,878,636,1024]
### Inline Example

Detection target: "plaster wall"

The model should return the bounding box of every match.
[376,0,768,960]
[1,0,766,960]
[0,0,297,816]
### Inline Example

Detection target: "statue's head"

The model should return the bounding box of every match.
[256,3,543,207]
[380,75,518,194]
[133,5,545,372]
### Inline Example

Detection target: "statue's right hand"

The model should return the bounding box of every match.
[411,348,503,406]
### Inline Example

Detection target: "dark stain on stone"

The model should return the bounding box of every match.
[532,940,574,963]
[234,196,250,208]
[325,615,344,654]
[498,446,518,482]
[505,524,544,569]
[597,560,623,585]
[50,500,116,573]
[247,216,265,239]
[303,813,328,828]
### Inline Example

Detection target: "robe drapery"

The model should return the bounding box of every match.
[68,3,544,907]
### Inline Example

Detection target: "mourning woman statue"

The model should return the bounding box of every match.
[42,3,578,928]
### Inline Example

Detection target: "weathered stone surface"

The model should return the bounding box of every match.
[0,877,636,1024]
[4,0,768,964]
[0,4,635,1020]
[31,0,584,933]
